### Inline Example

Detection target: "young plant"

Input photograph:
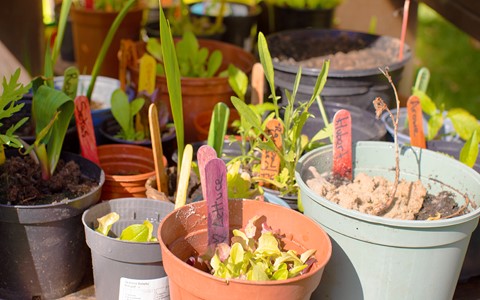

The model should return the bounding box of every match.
[146,31,223,78]
[207,102,230,157]
[96,212,158,242]
[231,32,332,196]
[202,215,317,280]
[0,69,31,165]
[110,89,145,141]
[411,69,479,167]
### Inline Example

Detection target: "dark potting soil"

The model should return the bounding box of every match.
[0,155,98,205]
[272,35,400,71]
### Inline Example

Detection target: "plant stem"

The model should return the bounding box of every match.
[316,95,332,144]
[87,0,137,100]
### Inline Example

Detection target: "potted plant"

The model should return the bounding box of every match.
[125,29,256,143]
[70,0,145,77]
[266,28,412,113]
[294,69,480,299]
[0,72,104,298]
[82,197,174,299]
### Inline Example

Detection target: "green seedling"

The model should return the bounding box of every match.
[204,215,316,280]
[110,89,145,141]
[411,68,480,168]
[147,31,223,78]
[0,69,31,165]
[96,212,157,242]
[208,102,230,157]
[231,32,332,197]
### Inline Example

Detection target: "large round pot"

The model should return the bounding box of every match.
[267,29,412,112]
[82,198,174,299]
[0,152,104,299]
[70,5,144,77]
[158,199,332,300]
[295,141,480,299]
[127,39,255,143]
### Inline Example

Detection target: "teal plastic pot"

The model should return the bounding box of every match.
[295,141,480,299]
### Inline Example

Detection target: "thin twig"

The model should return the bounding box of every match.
[372,67,401,216]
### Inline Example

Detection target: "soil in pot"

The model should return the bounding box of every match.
[306,165,469,220]
[0,155,99,205]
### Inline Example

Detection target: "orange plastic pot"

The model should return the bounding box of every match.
[128,40,255,143]
[98,144,156,200]
[70,6,144,78]
[158,199,332,300]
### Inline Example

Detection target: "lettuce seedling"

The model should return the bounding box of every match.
[205,215,317,280]
[0,69,31,165]
[95,212,157,242]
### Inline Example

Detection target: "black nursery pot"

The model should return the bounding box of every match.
[267,29,412,112]
[273,6,333,32]
[0,152,104,299]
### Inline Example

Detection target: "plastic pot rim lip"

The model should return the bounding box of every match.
[295,141,480,228]
[269,28,412,77]
[82,197,174,246]
[158,199,332,286]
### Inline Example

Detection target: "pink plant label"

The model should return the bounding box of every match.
[74,96,99,165]
[205,158,229,246]
[259,119,284,184]
[197,145,218,200]
[407,95,426,149]
[332,109,352,180]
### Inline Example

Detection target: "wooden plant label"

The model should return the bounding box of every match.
[138,53,157,95]
[62,67,79,99]
[197,145,218,200]
[148,104,168,194]
[205,158,229,246]
[332,109,352,180]
[407,95,426,148]
[74,96,99,165]
[259,119,284,185]
[251,63,264,105]
[175,144,193,209]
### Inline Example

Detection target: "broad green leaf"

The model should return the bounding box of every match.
[272,268,288,280]
[111,89,131,134]
[227,65,248,101]
[255,232,281,257]
[257,32,278,116]
[129,98,145,118]
[307,60,330,106]
[231,97,264,134]
[146,38,163,61]
[459,130,479,168]
[426,112,444,140]
[95,212,120,236]
[119,220,155,242]
[248,263,269,281]
[206,50,223,78]
[413,89,437,116]
[230,243,245,265]
[447,108,480,141]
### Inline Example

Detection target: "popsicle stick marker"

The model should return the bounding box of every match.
[148,103,168,194]
[251,63,264,105]
[407,95,426,148]
[332,109,352,180]
[259,119,284,186]
[175,144,193,209]
[205,158,229,246]
[74,96,99,165]
[197,145,218,200]
[138,53,157,95]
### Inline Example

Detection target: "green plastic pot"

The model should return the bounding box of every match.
[295,141,480,299]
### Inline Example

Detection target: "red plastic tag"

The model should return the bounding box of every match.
[407,95,426,148]
[74,96,99,165]
[332,109,352,180]
[259,119,283,185]
[205,158,229,246]
[197,145,218,200]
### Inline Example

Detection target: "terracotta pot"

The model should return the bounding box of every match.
[97,144,156,200]
[70,6,144,78]
[127,39,255,143]
[158,199,332,300]
[192,108,240,141]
